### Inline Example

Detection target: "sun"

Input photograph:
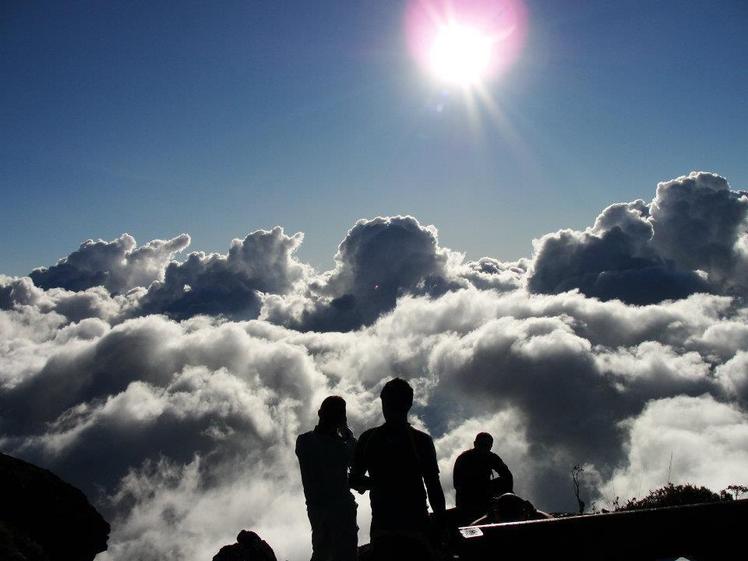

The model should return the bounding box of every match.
[428,23,493,87]
[405,0,527,91]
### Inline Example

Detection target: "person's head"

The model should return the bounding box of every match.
[380,378,413,423]
[474,432,494,451]
[318,395,347,428]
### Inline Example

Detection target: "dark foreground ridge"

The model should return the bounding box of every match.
[218,499,747,561]
[0,453,110,561]
[457,498,748,561]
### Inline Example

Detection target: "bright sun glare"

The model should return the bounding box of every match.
[428,23,493,87]
[406,0,527,92]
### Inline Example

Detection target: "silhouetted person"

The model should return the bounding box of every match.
[296,396,358,561]
[349,378,446,561]
[453,432,514,524]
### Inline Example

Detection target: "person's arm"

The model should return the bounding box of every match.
[296,434,317,501]
[340,424,357,465]
[423,436,446,516]
[425,473,446,515]
[453,453,465,492]
[491,453,514,492]
[348,430,371,494]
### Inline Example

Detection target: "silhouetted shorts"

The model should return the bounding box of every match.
[307,501,358,561]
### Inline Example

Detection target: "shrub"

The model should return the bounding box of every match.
[614,483,726,512]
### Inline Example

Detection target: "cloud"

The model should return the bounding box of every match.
[30,234,191,294]
[650,172,748,293]
[1,173,747,561]
[135,227,310,321]
[264,216,460,331]
[455,257,527,292]
[528,172,748,304]
[97,456,314,561]
[715,351,748,405]
[601,395,748,503]
[0,313,335,559]
[427,311,628,506]
[2,274,135,325]
[262,215,524,332]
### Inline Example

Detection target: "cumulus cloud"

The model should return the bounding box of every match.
[529,172,748,304]
[716,352,748,405]
[455,256,527,292]
[262,215,523,332]
[135,227,311,321]
[1,172,747,561]
[650,172,748,293]
[30,233,191,294]
[1,275,131,323]
[263,216,461,331]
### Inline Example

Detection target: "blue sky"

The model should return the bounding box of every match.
[2,0,747,275]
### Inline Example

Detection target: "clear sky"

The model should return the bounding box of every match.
[2,0,747,275]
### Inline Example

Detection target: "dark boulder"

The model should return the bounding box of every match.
[0,453,110,561]
[213,530,277,561]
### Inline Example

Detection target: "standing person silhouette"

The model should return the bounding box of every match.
[296,396,358,561]
[453,432,513,524]
[349,378,446,561]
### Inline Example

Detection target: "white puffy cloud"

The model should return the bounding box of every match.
[1,173,747,561]
[30,234,191,294]
[97,456,314,561]
[264,216,464,331]
[1,275,130,322]
[715,352,748,404]
[528,172,748,304]
[454,257,527,292]
[650,172,748,293]
[602,395,748,503]
[135,227,311,320]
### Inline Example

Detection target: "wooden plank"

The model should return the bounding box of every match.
[456,499,748,561]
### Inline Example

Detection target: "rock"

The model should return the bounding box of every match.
[213,530,278,561]
[0,453,110,561]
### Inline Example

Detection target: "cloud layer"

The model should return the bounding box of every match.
[1,172,747,560]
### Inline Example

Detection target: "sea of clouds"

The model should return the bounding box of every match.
[1,171,747,560]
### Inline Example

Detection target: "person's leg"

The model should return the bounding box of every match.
[370,535,397,561]
[331,502,358,561]
[308,509,333,561]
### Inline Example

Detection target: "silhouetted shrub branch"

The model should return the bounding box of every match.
[611,483,745,512]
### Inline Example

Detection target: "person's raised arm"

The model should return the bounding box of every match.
[340,424,357,464]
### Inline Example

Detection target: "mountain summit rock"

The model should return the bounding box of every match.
[212,530,278,561]
[0,453,110,561]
